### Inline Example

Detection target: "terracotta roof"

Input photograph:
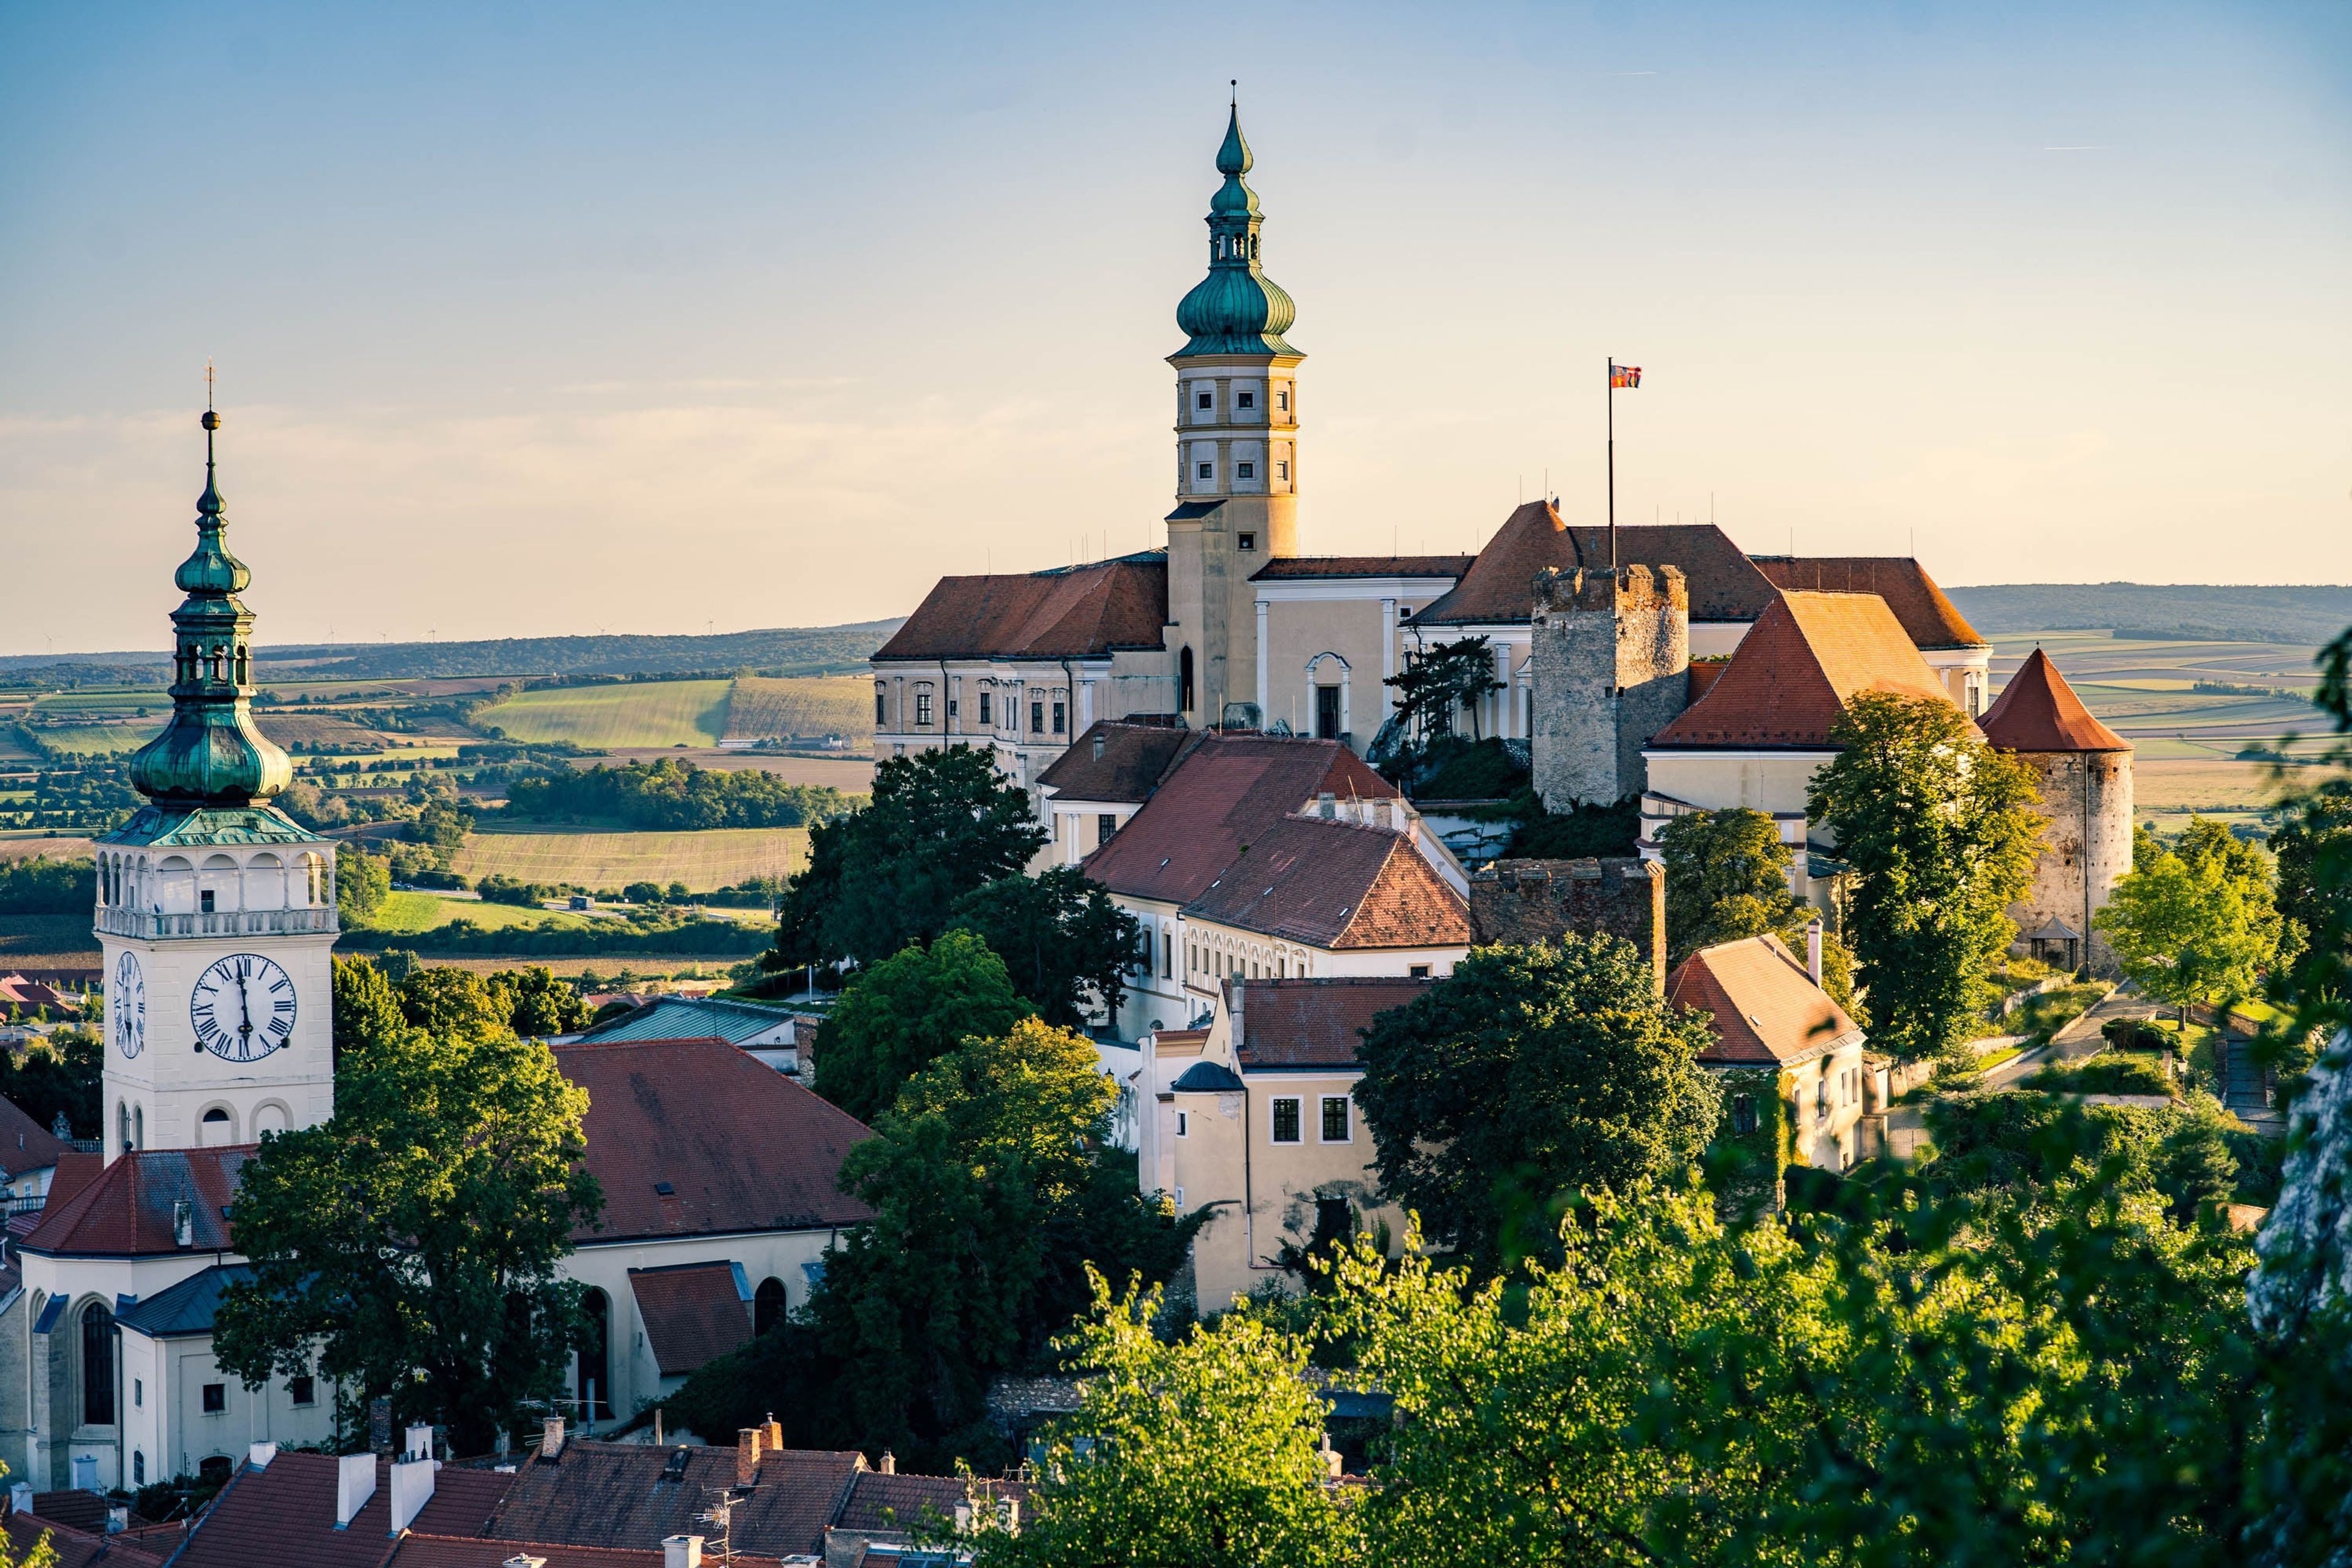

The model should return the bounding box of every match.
[19,1147,249,1257]
[1666,934,1863,1066]
[5,1512,168,1568]
[1035,720,1197,804]
[556,1039,872,1245]
[1649,591,1963,750]
[481,1441,863,1559]
[1232,977,1434,1069]
[1751,556,1988,649]
[25,1494,154,1537]
[835,1470,1022,1535]
[1250,556,1474,581]
[389,1534,778,1567]
[1080,734,1396,906]
[0,1093,75,1175]
[1977,647,2130,753]
[873,554,1167,662]
[170,1451,514,1568]
[1411,503,1777,625]
[627,1261,752,1376]
[43,1150,103,1210]
[1181,816,1471,950]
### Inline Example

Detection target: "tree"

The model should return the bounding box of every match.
[812,930,1034,1123]
[213,1000,601,1455]
[774,745,1048,968]
[1351,937,1721,1274]
[1655,806,1865,1019]
[2097,832,2272,1025]
[494,965,594,1038]
[334,842,389,924]
[1382,635,1502,746]
[966,1273,1362,1568]
[950,868,1142,1029]
[1806,692,2043,1061]
[0,1026,101,1139]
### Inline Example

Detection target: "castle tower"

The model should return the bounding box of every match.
[92,403,339,1159]
[1529,562,1691,809]
[1163,100,1303,726]
[1977,647,2133,975]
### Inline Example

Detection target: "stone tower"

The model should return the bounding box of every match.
[1529,564,1691,809]
[1163,102,1302,727]
[1977,647,2133,975]
[92,405,339,1158]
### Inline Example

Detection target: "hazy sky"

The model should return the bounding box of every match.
[2,2,2348,655]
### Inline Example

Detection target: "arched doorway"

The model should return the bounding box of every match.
[81,1302,115,1427]
[578,1289,611,1421]
[754,1276,787,1338]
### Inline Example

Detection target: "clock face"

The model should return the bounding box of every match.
[190,953,297,1063]
[112,952,145,1060]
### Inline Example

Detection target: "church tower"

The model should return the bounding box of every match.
[92,403,339,1159]
[1164,100,1302,727]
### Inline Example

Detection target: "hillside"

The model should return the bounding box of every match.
[1945,584,2352,646]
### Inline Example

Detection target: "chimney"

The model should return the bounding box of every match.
[736,1427,763,1487]
[879,1450,896,1475]
[173,1199,194,1248]
[404,1425,434,1463]
[1317,791,1335,818]
[105,1504,128,1534]
[504,1558,548,1568]
[540,1416,565,1461]
[663,1536,706,1568]
[6,1483,28,1517]
[387,1456,435,1535]
[1320,1433,1343,1480]
[764,1414,783,1450]
[1806,919,1823,986]
[247,1441,278,1471]
[334,1452,377,1528]
[1092,731,1106,760]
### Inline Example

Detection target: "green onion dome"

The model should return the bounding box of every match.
[1174,107,1301,358]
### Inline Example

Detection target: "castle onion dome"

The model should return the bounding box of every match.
[1174,105,1301,357]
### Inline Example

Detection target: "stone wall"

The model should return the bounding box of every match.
[1467,856,1666,991]
[1529,564,1690,810]
[2008,749,2134,975]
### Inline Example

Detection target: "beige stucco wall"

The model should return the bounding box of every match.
[1779,1041,1874,1171]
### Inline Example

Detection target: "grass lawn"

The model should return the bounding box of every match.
[25,723,160,755]
[2012,983,2109,1043]
[475,679,733,748]
[452,826,806,891]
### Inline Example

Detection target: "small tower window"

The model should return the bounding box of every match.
[1237,532,1257,551]
[1237,391,1255,410]
[1277,389,1290,412]
[1196,391,1212,411]
[1236,462,1255,480]
[1276,461,1289,481]
[1197,462,1213,480]
[978,691,993,725]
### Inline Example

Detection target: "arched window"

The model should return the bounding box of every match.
[81,1302,115,1426]
[1179,647,1196,715]
[754,1276,788,1338]
[117,1102,130,1156]
[132,1106,143,1150]
[578,1289,611,1420]
[198,1107,234,1148]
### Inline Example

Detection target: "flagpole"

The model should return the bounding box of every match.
[1606,359,1617,571]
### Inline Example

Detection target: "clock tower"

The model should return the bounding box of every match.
[92,404,337,1159]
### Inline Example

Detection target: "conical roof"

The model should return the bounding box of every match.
[1977,648,2130,753]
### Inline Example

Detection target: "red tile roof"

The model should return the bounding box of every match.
[5,1512,168,1568]
[1250,556,1474,581]
[1649,592,1963,750]
[874,554,1167,662]
[1412,503,1778,625]
[1751,557,1988,649]
[19,1147,250,1257]
[834,1470,1023,1534]
[554,1039,872,1245]
[1977,647,2130,753]
[628,1261,752,1376]
[1080,734,1396,907]
[481,1441,863,1560]
[1035,720,1197,804]
[1182,817,1471,950]
[390,1534,780,1567]
[0,1093,75,1175]
[1232,977,1435,1069]
[1667,934,1863,1066]
[170,1452,515,1568]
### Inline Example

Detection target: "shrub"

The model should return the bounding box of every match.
[477,874,551,907]
[2029,1054,2177,1098]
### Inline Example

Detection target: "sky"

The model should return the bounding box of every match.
[2,2,2348,656]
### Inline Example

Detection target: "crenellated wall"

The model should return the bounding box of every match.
[1529,564,1691,809]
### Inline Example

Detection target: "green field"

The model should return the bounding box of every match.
[724,674,873,744]
[451,826,806,890]
[366,892,594,935]
[475,680,734,748]
[25,724,156,755]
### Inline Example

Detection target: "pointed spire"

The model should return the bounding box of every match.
[1216,85,1250,177]
[1174,96,1297,358]
[1978,648,2130,753]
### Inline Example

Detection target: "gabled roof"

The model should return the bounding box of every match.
[835,1469,1013,1535]
[0,1091,75,1175]
[1081,734,1396,907]
[1649,591,1963,750]
[628,1261,752,1377]
[1035,720,1196,805]
[873,553,1167,662]
[481,1440,862,1560]
[1250,555,1474,581]
[576,995,797,1046]
[1232,976,1434,1069]
[169,1450,515,1568]
[6,1510,168,1568]
[1411,503,1777,626]
[1667,933,1863,1066]
[386,1536,769,1566]
[116,1262,255,1339]
[1181,816,1471,950]
[1978,647,2130,753]
[20,1147,249,1258]
[556,1039,872,1245]
[1751,556,1988,649]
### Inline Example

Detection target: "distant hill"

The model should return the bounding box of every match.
[0,619,907,684]
[1943,585,2352,646]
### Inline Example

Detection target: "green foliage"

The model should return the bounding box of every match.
[0,854,93,914]
[775,745,1047,968]
[337,914,771,957]
[0,1027,102,1139]
[1408,734,1528,801]
[2028,1052,2177,1098]
[502,756,852,830]
[1383,635,1502,745]
[948,868,1141,1030]
[966,1273,1360,1568]
[813,930,1033,1123]
[1501,794,1640,858]
[1352,937,1721,1275]
[334,842,390,924]
[414,801,473,864]
[1655,806,1866,1020]
[2098,818,2277,1020]
[496,965,594,1038]
[1698,1063,1794,1215]
[1807,692,2043,1061]
[476,873,554,907]
[2008,982,2107,1044]
[213,967,601,1455]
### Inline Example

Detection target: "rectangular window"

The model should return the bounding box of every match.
[978,690,993,725]
[1031,701,1044,734]
[1315,685,1341,741]
[289,1374,315,1406]
[1098,813,1117,847]
[914,692,933,725]
[1276,460,1289,481]
[1731,1095,1758,1134]
[1237,532,1256,551]
[946,698,957,718]
[1052,701,1066,734]
[1196,391,1212,410]
[1163,933,1173,979]
[1197,461,1213,480]
[1409,964,1431,980]
[1237,390,1256,410]
[202,1383,226,1414]
[1177,1111,1189,1137]
[1271,1098,1302,1144]
[133,1451,145,1484]
[1237,461,1255,480]
[875,690,887,723]
[1277,388,1290,412]
[200,889,216,914]
[134,1378,143,1409]
[1321,1096,1351,1142]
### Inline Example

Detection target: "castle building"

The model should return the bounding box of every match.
[1975,647,2134,974]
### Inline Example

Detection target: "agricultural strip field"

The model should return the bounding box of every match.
[473,679,733,748]
[724,674,874,744]
[573,748,875,792]
[364,892,595,935]
[451,826,807,890]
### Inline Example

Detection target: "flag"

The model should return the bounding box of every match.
[1610,363,1642,389]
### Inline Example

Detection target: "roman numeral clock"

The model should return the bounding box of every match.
[190,954,297,1062]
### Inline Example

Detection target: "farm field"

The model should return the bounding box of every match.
[0,914,97,962]
[451,826,806,891]
[0,837,98,862]
[365,892,594,935]
[474,680,733,748]
[724,674,873,744]
[575,747,875,791]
